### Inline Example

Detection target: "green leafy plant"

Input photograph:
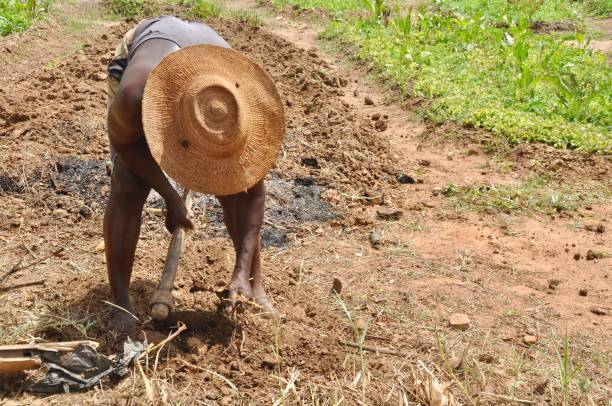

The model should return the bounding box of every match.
[108,0,144,16]
[361,0,386,21]
[1,0,51,35]
[193,0,222,18]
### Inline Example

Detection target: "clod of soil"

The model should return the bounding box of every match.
[579,288,588,297]
[590,306,608,316]
[548,279,561,290]
[418,159,431,167]
[138,330,167,345]
[586,250,603,260]
[261,356,279,369]
[533,378,549,395]
[371,113,381,121]
[377,208,403,221]
[364,96,374,105]
[374,120,387,132]
[448,313,470,330]
[300,157,320,168]
[585,224,606,233]
[331,277,343,294]
[523,335,538,345]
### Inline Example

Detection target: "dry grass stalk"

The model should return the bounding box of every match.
[413,361,456,406]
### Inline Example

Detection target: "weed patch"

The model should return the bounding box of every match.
[106,0,144,16]
[321,5,611,152]
[441,176,610,213]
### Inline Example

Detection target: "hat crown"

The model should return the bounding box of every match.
[179,77,245,157]
[193,84,237,136]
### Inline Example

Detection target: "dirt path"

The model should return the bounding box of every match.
[232,0,612,331]
[1,1,610,404]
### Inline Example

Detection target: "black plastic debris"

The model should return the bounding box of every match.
[28,338,144,394]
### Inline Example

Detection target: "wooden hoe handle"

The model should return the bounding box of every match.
[150,188,194,321]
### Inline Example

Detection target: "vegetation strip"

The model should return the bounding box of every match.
[273,0,611,152]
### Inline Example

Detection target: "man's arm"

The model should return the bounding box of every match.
[107,67,192,232]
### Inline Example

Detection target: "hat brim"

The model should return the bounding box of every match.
[142,45,285,196]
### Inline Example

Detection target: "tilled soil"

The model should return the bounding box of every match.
[1,3,611,405]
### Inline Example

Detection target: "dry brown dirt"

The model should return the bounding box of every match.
[0,1,610,404]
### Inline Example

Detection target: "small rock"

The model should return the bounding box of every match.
[523,335,538,345]
[548,279,561,290]
[371,113,381,121]
[364,96,374,105]
[377,208,403,221]
[595,224,605,233]
[369,231,381,248]
[578,288,588,297]
[331,277,343,294]
[533,378,549,395]
[79,206,93,219]
[478,353,495,363]
[229,361,240,371]
[353,89,359,97]
[356,318,367,331]
[186,336,207,354]
[397,174,415,184]
[418,159,431,167]
[219,396,232,406]
[573,253,581,261]
[450,355,463,370]
[590,306,608,316]
[91,72,107,81]
[94,240,105,252]
[432,187,442,196]
[206,392,219,400]
[448,313,470,330]
[53,208,68,217]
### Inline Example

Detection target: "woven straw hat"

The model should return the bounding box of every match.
[142,45,285,196]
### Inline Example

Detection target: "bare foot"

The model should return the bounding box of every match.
[254,295,276,315]
[224,274,253,313]
[110,298,138,333]
[252,284,276,316]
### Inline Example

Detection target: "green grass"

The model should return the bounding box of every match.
[434,0,582,22]
[271,0,363,12]
[321,5,610,152]
[1,0,52,35]
[440,176,611,213]
[581,0,612,17]
[270,0,611,152]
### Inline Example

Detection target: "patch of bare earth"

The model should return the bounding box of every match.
[0,1,610,404]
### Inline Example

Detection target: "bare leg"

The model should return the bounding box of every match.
[218,180,274,313]
[103,159,150,332]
